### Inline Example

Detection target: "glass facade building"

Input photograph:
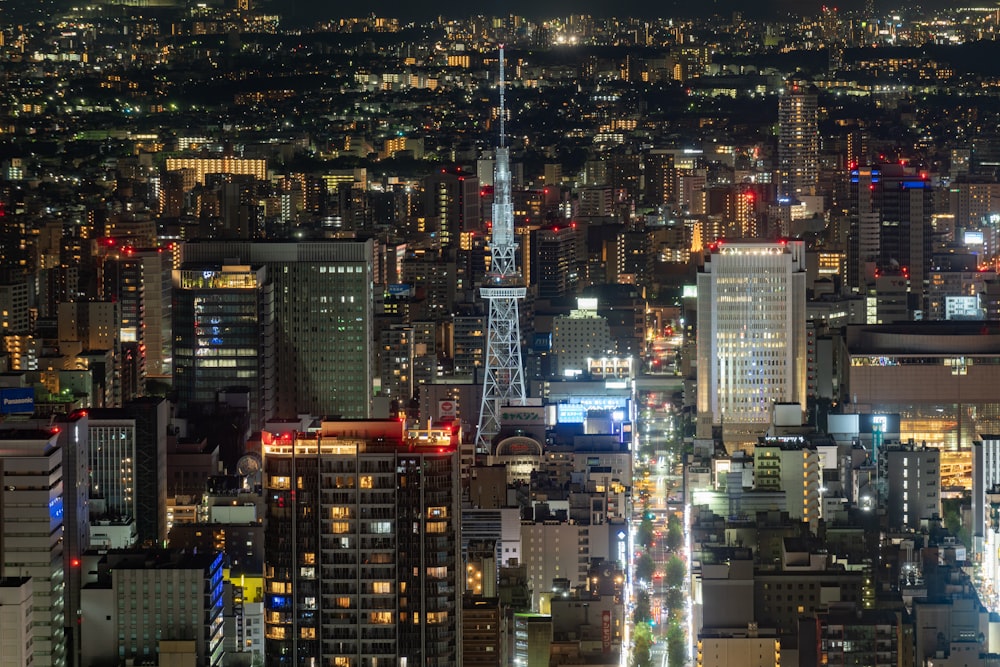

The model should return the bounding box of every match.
[173,265,275,428]
[179,240,375,420]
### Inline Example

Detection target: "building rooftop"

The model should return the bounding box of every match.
[846,322,1000,355]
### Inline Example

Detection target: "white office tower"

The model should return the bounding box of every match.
[0,428,66,667]
[476,46,527,453]
[696,240,807,451]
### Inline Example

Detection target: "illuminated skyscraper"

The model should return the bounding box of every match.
[696,240,807,450]
[475,47,527,453]
[172,263,275,428]
[777,86,819,198]
[262,420,461,667]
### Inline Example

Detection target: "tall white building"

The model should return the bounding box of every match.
[696,240,807,450]
[0,429,66,667]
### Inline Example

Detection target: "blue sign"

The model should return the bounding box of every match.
[0,388,34,414]
[388,284,411,296]
[533,333,552,352]
[557,404,586,424]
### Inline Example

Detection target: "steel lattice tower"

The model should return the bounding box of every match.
[475,46,527,453]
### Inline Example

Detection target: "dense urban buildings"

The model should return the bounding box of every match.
[6,1,1000,666]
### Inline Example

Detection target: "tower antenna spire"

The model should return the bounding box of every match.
[499,45,506,147]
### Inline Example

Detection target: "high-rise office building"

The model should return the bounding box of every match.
[173,264,276,428]
[180,240,375,420]
[848,164,933,299]
[777,86,819,197]
[0,428,66,667]
[696,240,807,449]
[88,398,169,546]
[263,420,462,667]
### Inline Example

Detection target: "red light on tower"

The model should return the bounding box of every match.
[70,558,81,568]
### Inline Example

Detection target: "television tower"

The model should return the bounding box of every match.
[475,46,527,453]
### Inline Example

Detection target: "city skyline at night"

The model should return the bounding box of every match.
[5,0,1000,666]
